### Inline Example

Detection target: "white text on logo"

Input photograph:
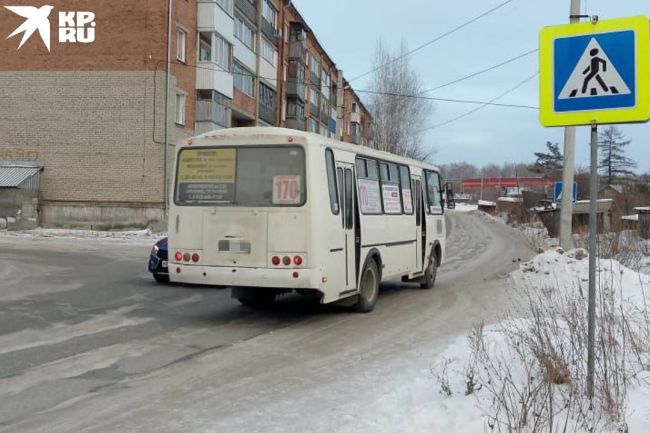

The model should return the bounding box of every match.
[58,11,95,43]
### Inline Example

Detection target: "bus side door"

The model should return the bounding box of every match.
[337,163,357,290]
[412,176,424,273]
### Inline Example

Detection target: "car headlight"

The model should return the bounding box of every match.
[151,244,160,255]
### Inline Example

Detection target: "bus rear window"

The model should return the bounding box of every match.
[175,146,306,206]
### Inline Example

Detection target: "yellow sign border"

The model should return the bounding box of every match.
[540,16,650,127]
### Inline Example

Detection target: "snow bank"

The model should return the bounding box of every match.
[0,228,165,244]
[448,203,478,213]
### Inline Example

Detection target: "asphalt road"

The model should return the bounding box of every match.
[0,211,533,433]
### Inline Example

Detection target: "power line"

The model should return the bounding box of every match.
[417,71,539,132]
[354,88,538,110]
[347,0,518,83]
[417,48,539,95]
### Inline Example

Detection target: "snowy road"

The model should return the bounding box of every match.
[0,211,532,432]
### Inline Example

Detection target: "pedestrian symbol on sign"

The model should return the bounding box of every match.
[559,38,631,100]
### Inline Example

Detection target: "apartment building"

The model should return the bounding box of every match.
[0,0,373,229]
[343,83,373,146]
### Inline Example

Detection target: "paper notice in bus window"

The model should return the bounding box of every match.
[358,178,381,214]
[178,149,236,183]
[273,175,302,205]
[382,184,402,214]
[402,189,413,213]
[177,149,236,203]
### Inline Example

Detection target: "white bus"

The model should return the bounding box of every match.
[168,127,446,312]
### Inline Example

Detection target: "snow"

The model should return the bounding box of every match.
[497,196,522,203]
[621,214,639,222]
[478,200,496,207]
[0,228,165,244]
[305,250,650,432]
[448,203,478,213]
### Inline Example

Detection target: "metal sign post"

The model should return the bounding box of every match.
[587,122,598,399]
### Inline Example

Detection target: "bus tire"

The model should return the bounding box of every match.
[355,260,380,313]
[420,252,438,290]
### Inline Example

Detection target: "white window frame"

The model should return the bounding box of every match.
[176,28,187,63]
[216,0,233,16]
[262,0,277,29]
[260,37,276,66]
[214,32,232,71]
[235,16,255,51]
[175,92,186,126]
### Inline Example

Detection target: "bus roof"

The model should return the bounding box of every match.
[192,127,441,173]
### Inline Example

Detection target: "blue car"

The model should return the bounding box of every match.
[148,237,169,283]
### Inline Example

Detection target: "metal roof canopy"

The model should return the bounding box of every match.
[0,161,44,191]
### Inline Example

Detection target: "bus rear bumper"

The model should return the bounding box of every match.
[169,264,321,289]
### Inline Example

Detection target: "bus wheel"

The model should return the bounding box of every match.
[420,253,438,290]
[355,260,379,313]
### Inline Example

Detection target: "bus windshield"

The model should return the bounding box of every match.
[174,146,306,207]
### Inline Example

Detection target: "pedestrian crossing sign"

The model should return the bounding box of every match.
[540,16,650,127]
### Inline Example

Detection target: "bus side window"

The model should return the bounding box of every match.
[325,149,339,215]
[337,167,344,227]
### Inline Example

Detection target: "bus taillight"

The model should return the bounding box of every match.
[282,256,291,266]
[174,251,183,262]
[183,253,191,262]
[192,253,200,263]
[293,256,303,266]
[272,256,281,266]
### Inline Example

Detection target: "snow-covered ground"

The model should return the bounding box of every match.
[0,228,165,245]
[319,248,650,432]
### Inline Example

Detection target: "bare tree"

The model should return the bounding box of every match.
[367,40,433,160]
[598,126,637,184]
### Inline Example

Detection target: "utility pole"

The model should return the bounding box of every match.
[559,0,581,250]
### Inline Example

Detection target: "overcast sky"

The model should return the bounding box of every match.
[294,0,650,172]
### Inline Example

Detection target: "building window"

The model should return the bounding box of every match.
[308,117,318,133]
[176,28,186,62]
[216,0,233,15]
[235,16,255,50]
[199,33,211,62]
[351,102,358,113]
[233,62,254,96]
[287,100,304,119]
[321,71,331,100]
[309,55,320,78]
[214,33,232,70]
[259,83,276,109]
[260,37,276,66]
[175,92,186,126]
[308,87,319,106]
[262,0,277,29]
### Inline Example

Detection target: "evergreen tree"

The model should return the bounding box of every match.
[598,126,637,184]
[530,141,563,177]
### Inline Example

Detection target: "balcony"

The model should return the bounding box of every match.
[289,40,307,63]
[286,117,304,131]
[350,111,361,124]
[310,71,320,86]
[196,100,231,131]
[259,102,276,125]
[287,80,305,102]
[261,19,278,44]
[235,0,256,25]
[350,133,361,145]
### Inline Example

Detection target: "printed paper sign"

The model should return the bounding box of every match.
[382,184,402,214]
[178,148,236,183]
[273,175,302,204]
[402,189,413,213]
[358,178,382,214]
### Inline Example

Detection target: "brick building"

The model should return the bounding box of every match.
[0,0,373,229]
